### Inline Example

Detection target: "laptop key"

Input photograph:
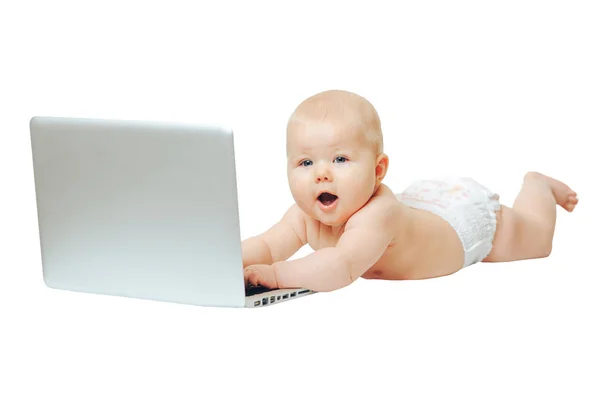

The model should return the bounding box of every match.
[245,285,276,297]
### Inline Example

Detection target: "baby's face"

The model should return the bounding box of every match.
[287,121,380,227]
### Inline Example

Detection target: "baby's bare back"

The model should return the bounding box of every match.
[305,184,466,280]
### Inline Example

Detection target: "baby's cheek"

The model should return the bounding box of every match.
[289,180,307,199]
[289,183,313,211]
[344,170,370,191]
[289,174,306,189]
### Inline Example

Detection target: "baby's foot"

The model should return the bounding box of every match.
[531,172,578,212]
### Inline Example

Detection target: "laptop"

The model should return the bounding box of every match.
[29,116,315,308]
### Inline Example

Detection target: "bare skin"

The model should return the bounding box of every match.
[242,90,578,292]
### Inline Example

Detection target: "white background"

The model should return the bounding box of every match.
[1,1,599,398]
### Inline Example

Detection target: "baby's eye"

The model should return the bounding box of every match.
[300,160,313,167]
[334,156,348,163]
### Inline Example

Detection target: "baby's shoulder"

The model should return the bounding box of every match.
[367,183,401,209]
[347,186,401,228]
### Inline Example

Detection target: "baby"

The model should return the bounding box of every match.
[242,90,578,292]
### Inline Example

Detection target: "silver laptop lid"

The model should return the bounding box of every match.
[30,116,246,307]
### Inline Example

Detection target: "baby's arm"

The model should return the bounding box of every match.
[241,204,307,268]
[272,201,396,292]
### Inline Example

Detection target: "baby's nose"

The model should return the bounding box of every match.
[315,171,332,183]
[314,163,333,183]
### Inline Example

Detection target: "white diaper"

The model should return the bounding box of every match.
[396,176,501,268]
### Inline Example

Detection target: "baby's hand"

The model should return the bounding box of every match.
[244,264,279,289]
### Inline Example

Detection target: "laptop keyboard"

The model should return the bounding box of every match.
[245,285,277,297]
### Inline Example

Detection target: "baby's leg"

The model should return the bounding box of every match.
[483,172,578,262]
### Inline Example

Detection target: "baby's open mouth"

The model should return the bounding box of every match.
[318,192,338,206]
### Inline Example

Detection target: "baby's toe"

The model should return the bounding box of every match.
[566,194,578,211]
[569,193,578,203]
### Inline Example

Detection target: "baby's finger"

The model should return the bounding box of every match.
[244,267,261,286]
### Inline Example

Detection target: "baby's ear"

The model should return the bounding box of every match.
[375,153,389,182]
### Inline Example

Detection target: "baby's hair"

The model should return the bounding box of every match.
[287,90,384,155]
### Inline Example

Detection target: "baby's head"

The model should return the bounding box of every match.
[286,90,388,227]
